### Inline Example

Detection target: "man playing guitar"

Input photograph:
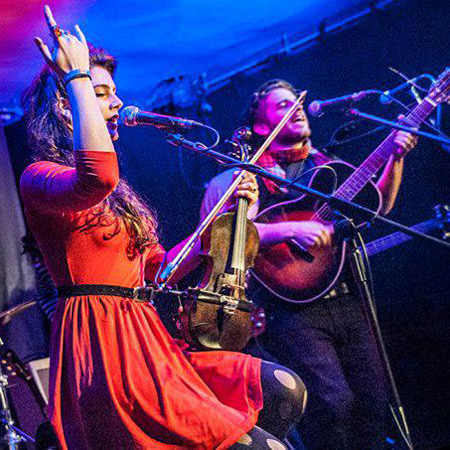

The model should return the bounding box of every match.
[200,79,418,449]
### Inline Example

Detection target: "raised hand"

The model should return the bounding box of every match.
[221,171,259,212]
[393,114,418,160]
[393,130,418,160]
[33,5,89,77]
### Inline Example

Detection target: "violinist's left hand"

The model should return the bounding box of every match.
[234,171,259,207]
[223,171,259,213]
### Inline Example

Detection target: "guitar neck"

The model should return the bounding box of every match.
[333,99,435,203]
[313,97,436,223]
[364,218,437,256]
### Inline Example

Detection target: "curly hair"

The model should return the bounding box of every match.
[22,45,159,255]
[240,79,298,151]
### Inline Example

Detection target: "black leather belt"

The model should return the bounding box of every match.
[57,284,154,302]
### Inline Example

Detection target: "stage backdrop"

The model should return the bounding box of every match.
[0,124,48,363]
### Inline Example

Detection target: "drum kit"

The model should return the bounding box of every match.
[0,301,50,449]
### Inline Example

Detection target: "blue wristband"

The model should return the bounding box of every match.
[63,69,91,86]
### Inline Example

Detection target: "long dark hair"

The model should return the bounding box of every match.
[22,45,159,255]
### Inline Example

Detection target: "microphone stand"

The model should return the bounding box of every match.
[332,106,450,448]
[340,220,414,449]
[157,105,450,447]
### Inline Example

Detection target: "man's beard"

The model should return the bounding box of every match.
[275,128,311,147]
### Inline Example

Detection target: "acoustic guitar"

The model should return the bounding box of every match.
[252,68,450,304]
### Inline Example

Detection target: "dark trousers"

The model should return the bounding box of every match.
[249,293,389,450]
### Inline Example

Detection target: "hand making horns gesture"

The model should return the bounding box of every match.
[34,5,89,77]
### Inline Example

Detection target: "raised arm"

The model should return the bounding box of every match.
[377,130,418,215]
[20,6,120,213]
[35,5,114,153]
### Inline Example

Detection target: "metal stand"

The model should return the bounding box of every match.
[0,338,34,449]
[154,97,450,448]
[343,220,414,449]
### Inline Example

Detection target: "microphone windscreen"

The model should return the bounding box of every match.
[120,106,139,126]
[307,101,322,117]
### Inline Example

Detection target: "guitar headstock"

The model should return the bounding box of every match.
[429,68,450,104]
[433,204,450,240]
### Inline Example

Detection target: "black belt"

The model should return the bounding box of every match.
[57,284,155,302]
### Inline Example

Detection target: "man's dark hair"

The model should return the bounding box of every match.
[241,79,298,151]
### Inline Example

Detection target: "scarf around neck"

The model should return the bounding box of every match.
[257,139,312,194]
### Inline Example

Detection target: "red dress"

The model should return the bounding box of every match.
[20,151,262,449]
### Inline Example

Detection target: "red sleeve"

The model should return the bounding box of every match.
[144,243,166,282]
[20,150,119,213]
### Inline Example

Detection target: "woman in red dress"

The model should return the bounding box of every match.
[20,7,306,449]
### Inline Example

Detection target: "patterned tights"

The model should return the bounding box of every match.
[229,361,307,449]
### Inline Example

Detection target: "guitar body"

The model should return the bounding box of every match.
[252,160,382,303]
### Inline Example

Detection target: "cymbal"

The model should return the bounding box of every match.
[0,301,37,326]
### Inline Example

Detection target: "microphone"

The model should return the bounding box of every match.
[379,77,421,104]
[307,91,370,117]
[120,106,203,131]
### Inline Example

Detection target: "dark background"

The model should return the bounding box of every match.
[5,0,450,448]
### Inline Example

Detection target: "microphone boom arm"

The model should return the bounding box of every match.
[348,108,450,145]
[164,136,450,253]
[158,98,450,288]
